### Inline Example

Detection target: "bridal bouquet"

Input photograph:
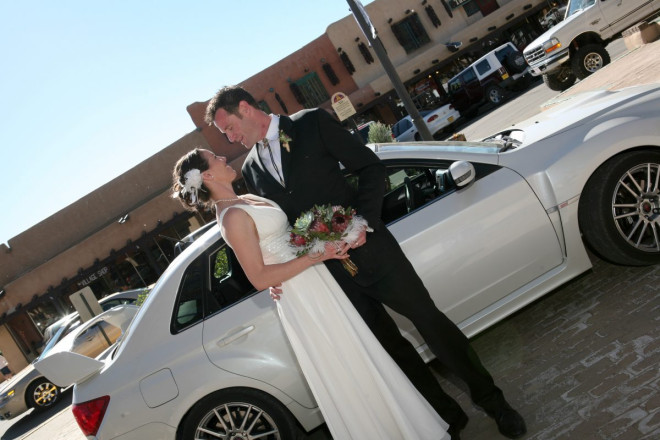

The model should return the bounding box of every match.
[290,204,367,276]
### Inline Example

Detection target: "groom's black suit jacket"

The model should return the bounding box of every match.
[241,108,403,286]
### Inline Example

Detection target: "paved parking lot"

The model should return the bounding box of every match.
[434,254,659,440]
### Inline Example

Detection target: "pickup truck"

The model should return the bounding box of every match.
[523,0,660,91]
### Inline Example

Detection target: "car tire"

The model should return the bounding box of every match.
[26,378,60,411]
[542,68,576,91]
[571,44,610,80]
[579,150,660,266]
[486,85,506,105]
[180,388,300,440]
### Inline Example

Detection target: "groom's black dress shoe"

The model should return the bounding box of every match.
[486,401,526,439]
[447,411,468,440]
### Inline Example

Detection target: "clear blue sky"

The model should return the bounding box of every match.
[0,0,374,246]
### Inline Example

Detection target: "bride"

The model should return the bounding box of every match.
[172,148,449,440]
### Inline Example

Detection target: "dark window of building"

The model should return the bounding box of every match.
[339,51,356,74]
[425,5,442,27]
[295,72,329,108]
[476,0,499,16]
[391,13,431,54]
[322,63,340,85]
[357,42,374,64]
[258,100,272,114]
[463,1,481,16]
[275,93,289,114]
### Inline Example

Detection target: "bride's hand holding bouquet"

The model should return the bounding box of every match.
[289,204,370,276]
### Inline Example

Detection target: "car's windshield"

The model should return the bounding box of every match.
[567,0,595,17]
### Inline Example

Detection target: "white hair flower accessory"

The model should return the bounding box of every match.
[176,168,204,204]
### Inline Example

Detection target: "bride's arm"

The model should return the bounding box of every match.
[220,208,347,290]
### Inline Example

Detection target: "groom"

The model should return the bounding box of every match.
[205,85,526,439]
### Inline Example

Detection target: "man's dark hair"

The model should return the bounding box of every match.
[204,86,259,125]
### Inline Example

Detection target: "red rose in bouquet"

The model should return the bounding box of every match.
[290,204,364,276]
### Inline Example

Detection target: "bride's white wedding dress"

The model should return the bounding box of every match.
[218,196,449,440]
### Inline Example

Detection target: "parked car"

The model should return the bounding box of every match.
[539,5,567,29]
[41,287,145,345]
[446,42,530,117]
[352,121,376,143]
[391,104,461,141]
[38,84,660,440]
[0,305,138,420]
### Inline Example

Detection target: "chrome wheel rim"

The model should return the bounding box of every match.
[584,52,604,73]
[612,162,660,253]
[33,382,58,407]
[195,402,280,440]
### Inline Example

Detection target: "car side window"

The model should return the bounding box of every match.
[461,68,477,84]
[171,255,205,333]
[475,59,492,76]
[381,165,453,224]
[448,77,462,92]
[205,245,257,316]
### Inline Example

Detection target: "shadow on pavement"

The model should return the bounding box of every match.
[1,389,72,440]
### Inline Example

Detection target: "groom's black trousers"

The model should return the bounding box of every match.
[325,243,504,426]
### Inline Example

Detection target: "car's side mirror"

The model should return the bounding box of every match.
[449,161,476,188]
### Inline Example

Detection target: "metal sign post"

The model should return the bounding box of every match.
[346,0,433,141]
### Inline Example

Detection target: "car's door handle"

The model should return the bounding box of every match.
[216,326,255,347]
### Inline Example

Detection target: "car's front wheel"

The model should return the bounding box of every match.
[26,378,60,411]
[579,150,660,266]
[571,44,610,79]
[180,388,300,440]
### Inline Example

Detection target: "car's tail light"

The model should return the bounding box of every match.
[427,115,439,122]
[73,395,110,436]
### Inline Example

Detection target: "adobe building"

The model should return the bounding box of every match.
[1,0,552,370]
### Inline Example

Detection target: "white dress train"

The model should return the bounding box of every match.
[218,197,449,440]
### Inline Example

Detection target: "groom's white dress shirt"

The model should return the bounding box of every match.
[258,114,284,185]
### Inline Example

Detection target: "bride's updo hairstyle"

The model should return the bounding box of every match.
[172,148,211,212]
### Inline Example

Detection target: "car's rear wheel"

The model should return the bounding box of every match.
[579,150,660,266]
[26,378,60,411]
[486,85,506,105]
[181,388,300,440]
[571,44,610,79]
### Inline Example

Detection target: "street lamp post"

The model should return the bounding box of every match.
[346,0,434,141]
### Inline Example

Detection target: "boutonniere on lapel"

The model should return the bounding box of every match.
[279,130,292,153]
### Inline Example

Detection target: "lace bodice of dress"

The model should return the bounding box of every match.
[217,197,297,265]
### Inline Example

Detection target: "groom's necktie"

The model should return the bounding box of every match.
[261,138,285,186]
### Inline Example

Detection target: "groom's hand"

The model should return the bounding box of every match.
[345,228,367,250]
[269,284,283,301]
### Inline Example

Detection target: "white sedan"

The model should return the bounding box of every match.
[38,84,660,440]
[392,104,461,141]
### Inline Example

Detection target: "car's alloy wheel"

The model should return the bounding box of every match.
[181,389,299,440]
[27,379,60,410]
[579,150,660,265]
[571,44,611,79]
